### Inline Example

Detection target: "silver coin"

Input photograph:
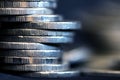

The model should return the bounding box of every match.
[0,29,74,36]
[0,1,57,8]
[0,21,81,30]
[0,50,61,57]
[0,8,53,15]
[0,42,60,50]
[19,70,80,78]
[37,21,81,30]
[0,36,73,43]
[0,15,63,22]
[2,64,68,71]
[0,57,59,64]
[0,0,57,2]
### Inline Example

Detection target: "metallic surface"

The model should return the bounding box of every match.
[0,36,73,43]
[0,29,74,36]
[0,15,63,22]
[19,70,80,78]
[0,57,59,64]
[2,64,68,71]
[0,0,57,2]
[0,22,81,30]
[0,50,61,57]
[0,0,81,78]
[0,42,60,50]
[0,8,53,15]
[0,1,57,8]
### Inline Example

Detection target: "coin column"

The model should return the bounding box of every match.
[0,0,81,78]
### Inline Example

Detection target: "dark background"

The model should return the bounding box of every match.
[56,0,107,52]
[56,0,120,52]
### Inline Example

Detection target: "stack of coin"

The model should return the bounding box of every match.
[0,0,81,78]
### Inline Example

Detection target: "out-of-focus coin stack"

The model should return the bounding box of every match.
[0,0,81,78]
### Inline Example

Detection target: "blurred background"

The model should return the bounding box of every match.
[55,0,120,71]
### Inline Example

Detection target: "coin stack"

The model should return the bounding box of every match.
[0,0,81,78]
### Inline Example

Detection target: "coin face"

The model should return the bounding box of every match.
[0,1,57,8]
[0,21,81,30]
[19,70,80,78]
[0,57,59,64]
[0,15,63,22]
[0,50,61,57]
[2,64,68,71]
[0,29,74,36]
[0,8,53,15]
[0,42,60,50]
[0,36,73,43]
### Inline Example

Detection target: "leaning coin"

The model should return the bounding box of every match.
[0,42,60,50]
[0,1,57,8]
[0,29,74,36]
[0,8,53,15]
[0,21,81,30]
[19,70,80,78]
[0,15,63,22]
[2,64,68,71]
[0,36,73,43]
[0,57,59,64]
[0,0,57,2]
[0,50,61,57]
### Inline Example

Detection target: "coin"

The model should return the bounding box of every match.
[2,64,68,71]
[0,1,57,8]
[0,57,59,64]
[0,42,60,50]
[0,29,74,36]
[0,15,63,22]
[19,70,80,78]
[37,21,81,30]
[0,21,81,30]
[0,36,73,43]
[0,50,61,57]
[0,0,80,77]
[0,8,53,15]
[0,0,57,2]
